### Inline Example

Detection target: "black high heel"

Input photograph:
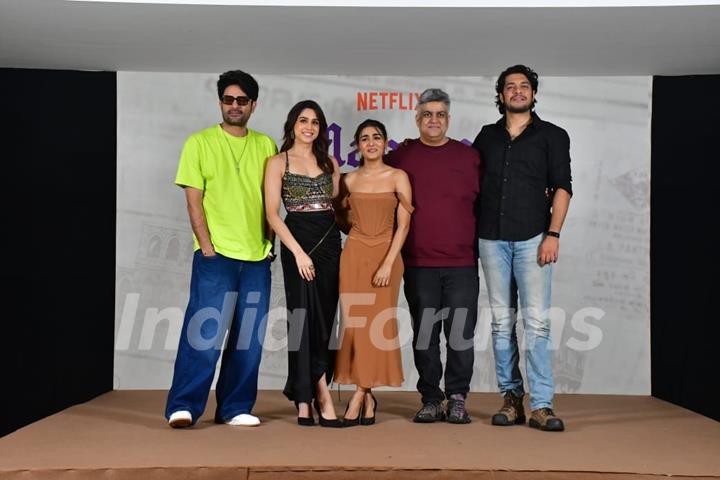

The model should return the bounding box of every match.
[360,392,377,426]
[295,401,315,427]
[313,399,343,428]
[341,394,363,428]
[297,416,315,426]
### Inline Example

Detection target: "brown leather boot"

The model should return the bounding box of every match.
[491,392,526,426]
[529,407,565,432]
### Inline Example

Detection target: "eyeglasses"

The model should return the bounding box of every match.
[420,110,448,120]
[221,95,252,106]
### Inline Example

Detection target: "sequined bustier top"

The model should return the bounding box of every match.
[281,151,334,212]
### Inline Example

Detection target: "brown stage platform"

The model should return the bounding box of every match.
[1,390,718,479]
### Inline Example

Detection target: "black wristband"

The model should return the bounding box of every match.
[546,231,560,238]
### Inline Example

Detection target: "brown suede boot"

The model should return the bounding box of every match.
[529,407,565,432]
[491,392,526,426]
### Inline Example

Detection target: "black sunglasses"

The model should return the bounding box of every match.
[221,95,252,106]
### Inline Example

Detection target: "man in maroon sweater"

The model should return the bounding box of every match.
[387,88,482,424]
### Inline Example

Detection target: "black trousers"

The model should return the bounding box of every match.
[404,266,479,404]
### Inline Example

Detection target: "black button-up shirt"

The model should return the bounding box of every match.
[472,112,573,241]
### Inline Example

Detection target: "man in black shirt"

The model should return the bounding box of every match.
[472,65,572,432]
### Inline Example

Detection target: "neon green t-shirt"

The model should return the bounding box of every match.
[175,124,277,261]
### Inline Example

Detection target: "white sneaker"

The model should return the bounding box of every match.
[168,410,193,428]
[224,413,260,427]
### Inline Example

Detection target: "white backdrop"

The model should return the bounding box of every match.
[115,72,651,395]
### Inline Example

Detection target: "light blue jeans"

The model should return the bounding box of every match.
[478,233,554,410]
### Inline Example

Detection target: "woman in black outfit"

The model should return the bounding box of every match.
[264,100,342,427]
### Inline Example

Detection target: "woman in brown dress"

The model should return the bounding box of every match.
[334,119,413,426]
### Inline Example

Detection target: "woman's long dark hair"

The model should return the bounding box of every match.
[354,119,388,167]
[280,100,333,174]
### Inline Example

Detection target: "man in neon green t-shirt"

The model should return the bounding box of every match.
[165,70,277,428]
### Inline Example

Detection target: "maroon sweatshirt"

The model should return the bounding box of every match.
[387,138,481,267]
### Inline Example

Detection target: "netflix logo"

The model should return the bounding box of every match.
[356,91,421,111]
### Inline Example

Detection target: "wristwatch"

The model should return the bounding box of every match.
[546,231,560,238]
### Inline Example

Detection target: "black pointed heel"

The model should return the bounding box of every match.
[313,399,343,428]
[297,416,315,426]
[360,392,377,426]
[341,395,363,428]
[295,401,315,427]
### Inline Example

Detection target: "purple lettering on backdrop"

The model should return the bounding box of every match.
[327,123,344,166]
[347,140,359,168]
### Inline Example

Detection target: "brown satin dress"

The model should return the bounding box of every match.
[334,191,414,388]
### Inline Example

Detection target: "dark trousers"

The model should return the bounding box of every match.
[404,266,479,404]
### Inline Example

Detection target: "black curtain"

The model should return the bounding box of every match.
[651,75,720,421]
[0,68,116,436]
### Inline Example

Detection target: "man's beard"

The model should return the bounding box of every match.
[223,111,248,127]
[505,101,532,114]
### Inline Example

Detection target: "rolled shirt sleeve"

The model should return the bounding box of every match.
[548,128,573,197]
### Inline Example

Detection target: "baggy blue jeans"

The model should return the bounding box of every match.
[478,233,554,410]
[165,251,271,423]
